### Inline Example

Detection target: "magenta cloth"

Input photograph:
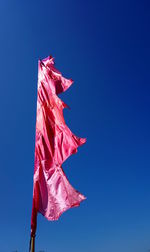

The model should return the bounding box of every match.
[31,56,86,236]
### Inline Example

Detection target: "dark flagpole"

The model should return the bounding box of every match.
[29,235,35,252]
[29,195,38,252]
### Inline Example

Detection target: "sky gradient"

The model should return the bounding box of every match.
[0,0,150,251]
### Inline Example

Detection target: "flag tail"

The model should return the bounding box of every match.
[33,163,86,221]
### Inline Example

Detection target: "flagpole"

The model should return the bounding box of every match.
[30,197,37,252]
[30,235,35,252]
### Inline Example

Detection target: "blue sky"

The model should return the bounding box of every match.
[0,0,150,251]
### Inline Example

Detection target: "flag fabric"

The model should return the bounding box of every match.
[31,56,86,236]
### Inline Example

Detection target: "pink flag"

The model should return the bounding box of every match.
[31,56,86,237]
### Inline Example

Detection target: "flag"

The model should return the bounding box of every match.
[30,55,86,237]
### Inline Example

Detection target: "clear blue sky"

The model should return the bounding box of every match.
[0,0,150,251]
